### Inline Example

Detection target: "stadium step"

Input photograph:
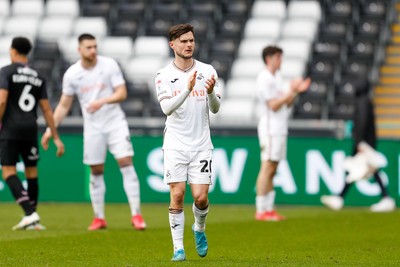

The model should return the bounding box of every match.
[380,66,400,75]
[374,97,400,105]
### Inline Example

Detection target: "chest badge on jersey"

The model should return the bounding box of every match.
[197,73,204,80]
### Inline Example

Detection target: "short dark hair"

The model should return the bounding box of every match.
[168,24,194,41]
[78,33,96,43]
[11,37,32,55]
[262,45,283,64]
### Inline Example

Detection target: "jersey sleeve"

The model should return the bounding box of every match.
[210,67,222,99]
[155,70,172,102]
[109,59,125,88]
[0,68,9,90]
[62,70,76,96]
[257,74,277,101]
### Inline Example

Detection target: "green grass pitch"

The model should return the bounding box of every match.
[0,203,399,266]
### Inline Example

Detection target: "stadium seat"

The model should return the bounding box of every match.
[312,38,343,60]
[45,0,80,17]
[326,0,353,19]
[214,98,256,123]
[225,78,257,99]
[187,16,213,41]
[0,0,10,17]
[38,16,74,42]
[309,57,337,79]
[145,17,177,37]
[4,17,40,40]
[58,36,80,63]
[111,19,140,38]
[347,37,376,60]
[151,1,183,21]
[336,76,358,97]
[244,18,281,39]
[230,58,264,79]
[360,0,387,20]
[0,36,13,58]
[250,0,286,20]
[221,0,250,18]
[188,1,220,19]
[281,19,318,41]
[125,57,165,99]
[133,36,169,58]
[11,0,44,17]
[294,96,323,119]
[328,97,354,120]
[216,18,244,40]
[287,1,322,21]
[237,38,275,59]
[73,17,108,39]
[341,57,371,77]
[354,18,381,39]
[319,18,350,40]
[81,1,112,19]
[209,37,237,58]
[209,57,233,82]
[0,58,11,69]
[305,78,331,99]
[280,59,306,80]
[100,36,134,71]
[278,39,311,62]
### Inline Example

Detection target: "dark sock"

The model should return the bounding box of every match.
[374,172,389,198]
[27,178,38,211]
[6,175,35,216]
[339,182,352,198]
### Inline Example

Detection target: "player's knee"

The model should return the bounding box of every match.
[193,195,208,208]
[170,191,185,204]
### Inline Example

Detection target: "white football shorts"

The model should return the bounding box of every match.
[258,134,287,162]
[83,119,134,165]
[163,149,213,185]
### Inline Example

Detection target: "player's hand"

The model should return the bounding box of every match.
[41,129,52,151]
[296,78,311,93]
[53,138,65,157]
[187,71,197,91]
[205,75,216,94]
[87,99,104,113]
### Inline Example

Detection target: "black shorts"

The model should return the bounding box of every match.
[0,140,39,167]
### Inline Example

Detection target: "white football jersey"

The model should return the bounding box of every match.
[62,55,126,132]
[256,68,289,135]
[155,60,221,151]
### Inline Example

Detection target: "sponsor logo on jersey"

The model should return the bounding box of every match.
[196,73,204,80]
[173,89,206,97]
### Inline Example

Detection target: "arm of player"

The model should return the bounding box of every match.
[86,83,127,113]
[0,89,8,124]
[205,75,220,114]
[159,71,196,116]
[39,99,65,157]
[41,94,73,149]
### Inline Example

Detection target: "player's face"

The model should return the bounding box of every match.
[268,53,282,71]
[170,31,195,59]
[78,39,97,62]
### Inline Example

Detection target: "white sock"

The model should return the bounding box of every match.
[256,195,267,213]
[192,203,209,232]
[265,190,276,212]
[121,165,141,216]
[89,174,105,219]
[169,208,184,252]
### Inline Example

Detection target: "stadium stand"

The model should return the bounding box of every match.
[0,0,397,137]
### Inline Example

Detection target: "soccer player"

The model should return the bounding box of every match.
[255,45,310,221]
[321,78,395,212]
[0,37,65,230]
[41,33,146,230]
[155,24,221,261]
